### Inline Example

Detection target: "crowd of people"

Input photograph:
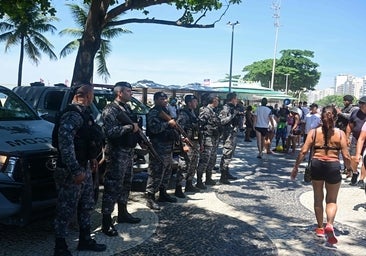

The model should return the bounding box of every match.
[52,81,365,255]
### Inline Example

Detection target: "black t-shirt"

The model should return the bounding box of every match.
[349,109,366,139]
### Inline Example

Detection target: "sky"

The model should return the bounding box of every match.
[1,0,365,90]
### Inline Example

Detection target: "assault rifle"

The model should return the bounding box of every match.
[116,111,163,164]
[158,110,200,154]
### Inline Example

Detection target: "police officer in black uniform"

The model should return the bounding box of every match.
[53,83,106,256]
[145,92,178,210]
[101,82,142,237]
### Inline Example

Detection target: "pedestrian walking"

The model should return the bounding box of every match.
[145,92,178,210]
[253,98,274,158]
[352,120,366,190]
[101,82,141,237]
[244,105,254,142]
[303,103,321,142]
[346,96,366,186]
[53,83,106,256]
[290,105,353,245]
[274,104,289,151]
[285,108,301,154]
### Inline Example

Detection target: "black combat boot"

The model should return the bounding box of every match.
[117,203,141,224]
[219,170,231,185]
[146,192,160,210]
[227,171,238,180]
[174,185,186,198]
[158,187,178,202]
[205,172,216,185]
[185,180,200,193]
[77,228,107,252]
[54,238,72,256]
[102,214,118,237]
[195,177,207,190]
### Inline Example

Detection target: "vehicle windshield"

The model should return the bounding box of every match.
[0,87,39,121]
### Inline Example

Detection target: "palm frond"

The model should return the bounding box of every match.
[0,21,15,32]
[102,27,132,39]
[32,34,57,60]
[95,50,110,82]
[59,40,80,58]
[59,28,83,37]
[24,37,41,65]
[66,3,88,27]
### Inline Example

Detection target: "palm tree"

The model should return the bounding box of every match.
[59,3,131,83]
[0,6,58,86]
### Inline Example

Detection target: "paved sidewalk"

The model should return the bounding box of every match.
[2,137,366,256]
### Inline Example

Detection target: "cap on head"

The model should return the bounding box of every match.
[153,91,168,101]
[359,96,366,104]
[114,81,132,89]
[184,94,197,104]
[310,103,318,108]
[289,107,299,113]
[343,95,354,102]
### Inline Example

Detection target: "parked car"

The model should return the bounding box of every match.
[13,84,149,176]
[0,85,57,226]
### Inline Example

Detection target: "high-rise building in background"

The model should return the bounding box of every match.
[308,74,366,103]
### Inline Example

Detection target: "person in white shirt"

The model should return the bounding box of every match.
[167,98,179,119]
[304,103,321,142]
[253,98,274,159]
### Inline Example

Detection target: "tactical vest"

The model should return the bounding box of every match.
[52,104,104,165]
[181,108,199,140]
[111,102,139,148]
[146,106,178,142]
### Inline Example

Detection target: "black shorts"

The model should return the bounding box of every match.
[311,158,342,184]
[255,127,268,136]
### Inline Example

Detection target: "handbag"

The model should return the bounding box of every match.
[304,129,317,183]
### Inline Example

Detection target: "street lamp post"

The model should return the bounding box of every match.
[270,0,281,90]
[285,74,289,94]
[228,21,239,93]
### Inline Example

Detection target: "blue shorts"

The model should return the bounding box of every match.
[311,158,342,184]
[276,127,287,139]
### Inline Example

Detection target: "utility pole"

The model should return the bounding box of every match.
[285,73,289,94]
[228,21,239,93]
[270,0,281,90]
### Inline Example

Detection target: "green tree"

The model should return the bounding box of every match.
[69,0,242,85]
[0,0,56,18]
[0,5,58,86]
[242,59,273,87]
[59,3,131,82]
[243,49,321,96]
[316,95,346,108]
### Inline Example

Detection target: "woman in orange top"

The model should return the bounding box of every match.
[290,105,352,245]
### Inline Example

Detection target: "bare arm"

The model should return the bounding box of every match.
[253,114,257,129]
[340,130,352,170]
[345,123,352,145]
[290,128,315,180]
[354,130,366,163]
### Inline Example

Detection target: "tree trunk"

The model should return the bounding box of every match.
[71,1,106,86]
[17,36,24,86]
[71,36,101,85]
